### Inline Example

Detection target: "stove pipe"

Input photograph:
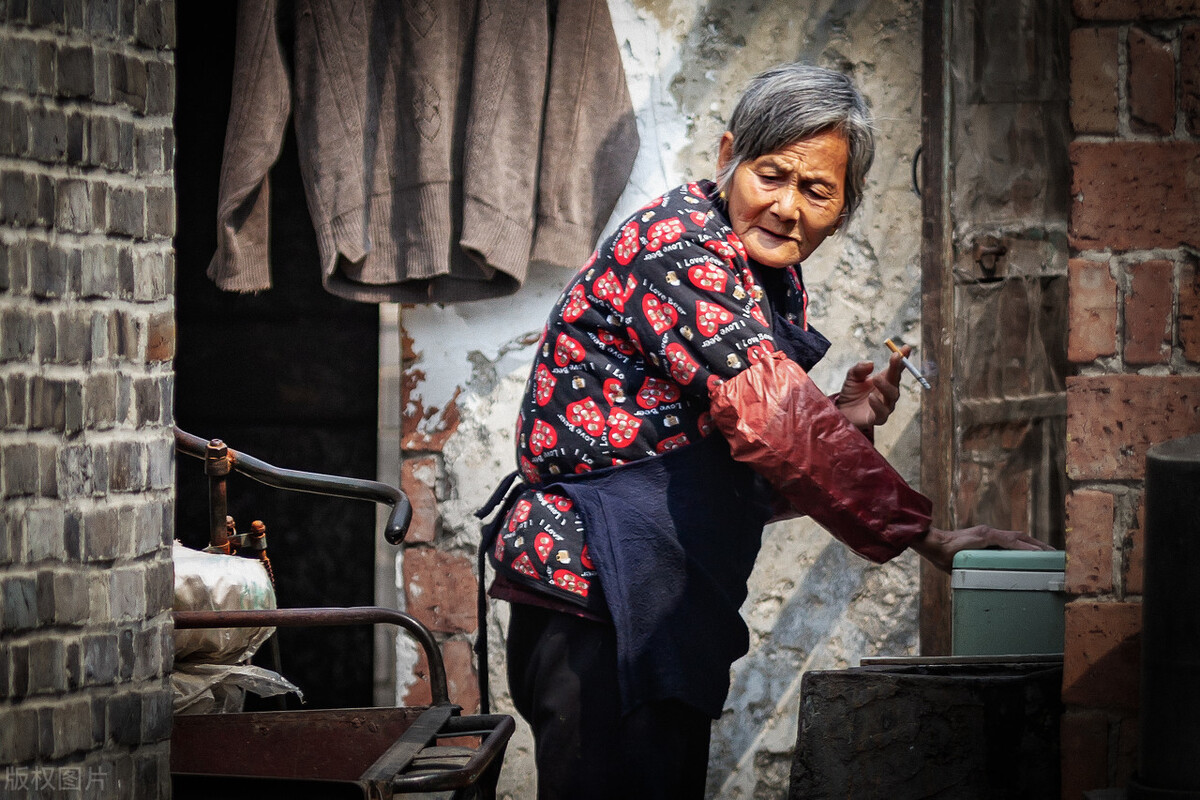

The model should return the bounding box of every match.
[1129,432,1200,799]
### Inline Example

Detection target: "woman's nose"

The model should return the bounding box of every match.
[770,186,801,221]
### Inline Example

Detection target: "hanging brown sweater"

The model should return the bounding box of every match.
[208,0,639,304]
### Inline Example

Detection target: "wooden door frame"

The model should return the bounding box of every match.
[918,0,953,655]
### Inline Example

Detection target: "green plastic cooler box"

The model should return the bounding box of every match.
[951,549,1067,656]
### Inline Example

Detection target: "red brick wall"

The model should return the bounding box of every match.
[395,331,479,711]
[1065,2,1200,796]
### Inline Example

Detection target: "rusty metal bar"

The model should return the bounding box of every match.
[203,438,231,551]
[173,606,449,706]
[175,426,413,545]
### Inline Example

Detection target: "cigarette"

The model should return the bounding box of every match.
[885,338,932,390]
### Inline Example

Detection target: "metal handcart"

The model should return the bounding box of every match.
[171,429,513,799]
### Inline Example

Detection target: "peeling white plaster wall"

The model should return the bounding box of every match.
[396,1,925,796]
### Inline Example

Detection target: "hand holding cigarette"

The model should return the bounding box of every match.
[885,338,932,390]
[837,345,909,431]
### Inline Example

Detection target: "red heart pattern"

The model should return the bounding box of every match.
[534,364,556,406]
[635,377,680,409]
[512,552,538,578]
[625,327,643,352]
[519,455,539,483]
[554,333,585,367]
[703,239,737,262]
[529,419,557,455]
[665,343,699,384]
[643,294,678,334]
[534,532,554,563]
[606,407,641,448]
[508,498,532,532]
[746,341,775,364]
[553,569,589,597]
[566,398,605,436]
[655,433,689,453]
[688,262,727,292]
[696,300,734,337]
[726,233,747,261]
[593,268,620,298]
[603,378,625,405]
[614,220,640,265]
[646,217,685,252]
[597,329,637,355]
[562,283,590,322]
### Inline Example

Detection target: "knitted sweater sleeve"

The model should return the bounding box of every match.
[206,0,291,293]
[530,0,640,270]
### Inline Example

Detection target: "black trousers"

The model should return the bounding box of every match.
[505,603,714,800]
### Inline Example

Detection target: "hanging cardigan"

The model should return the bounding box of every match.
[208,0,639,303]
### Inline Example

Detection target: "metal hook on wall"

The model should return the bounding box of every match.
[911,145,923,197]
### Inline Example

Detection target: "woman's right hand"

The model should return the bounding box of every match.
[910,525,1055,573]
[835,345,908,432]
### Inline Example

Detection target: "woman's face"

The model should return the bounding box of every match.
[717,129,849,269]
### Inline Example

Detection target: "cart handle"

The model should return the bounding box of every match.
[390,713,516,794]
[175,426,413,545]
[173,606,449,706]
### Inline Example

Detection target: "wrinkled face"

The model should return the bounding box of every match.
[717,129,849,269]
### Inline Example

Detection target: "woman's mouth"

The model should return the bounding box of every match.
[755,227,795,245]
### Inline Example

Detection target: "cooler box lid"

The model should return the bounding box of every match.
[952,550,1065,572]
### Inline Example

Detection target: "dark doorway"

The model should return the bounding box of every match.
[174,3,381,709]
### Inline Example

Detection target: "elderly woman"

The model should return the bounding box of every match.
[478,63,1048,799]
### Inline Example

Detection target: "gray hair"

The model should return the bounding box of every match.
[716,63,876,222]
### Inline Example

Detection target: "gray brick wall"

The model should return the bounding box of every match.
[0,2,175,796]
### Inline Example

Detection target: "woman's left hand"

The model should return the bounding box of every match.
[911,525,1056,574]
[835,345,908,431]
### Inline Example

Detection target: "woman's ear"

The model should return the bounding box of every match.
[717,132,735,175]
